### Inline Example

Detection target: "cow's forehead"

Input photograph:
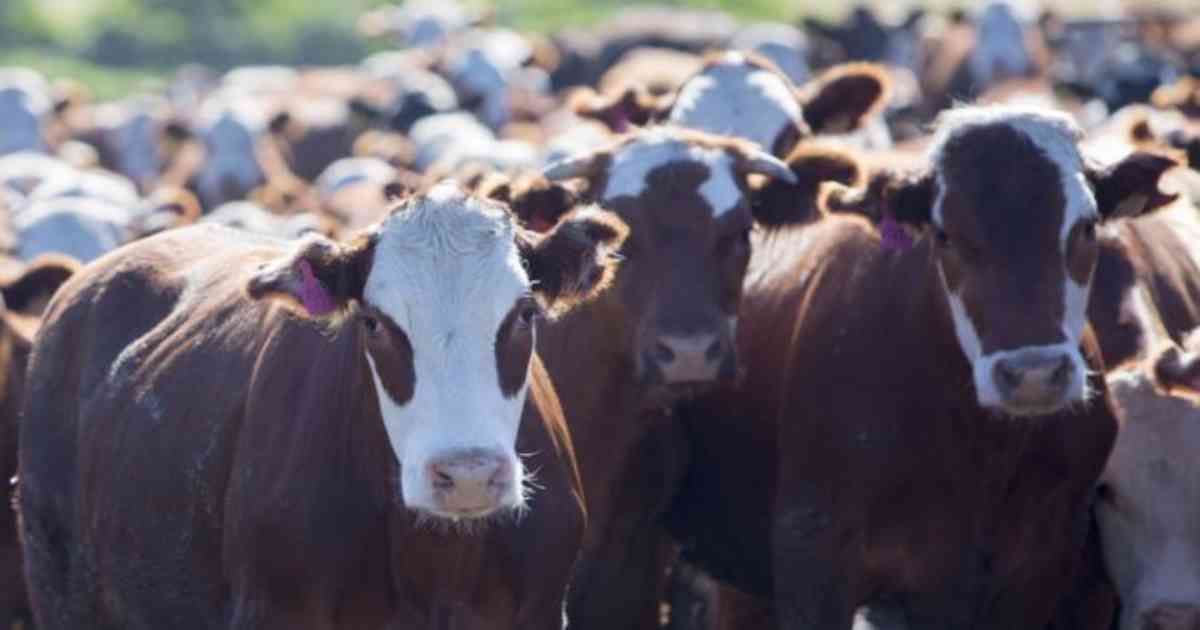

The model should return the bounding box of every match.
[930,107,1093,231]
[602,131,741,217]
[366,184,526,328]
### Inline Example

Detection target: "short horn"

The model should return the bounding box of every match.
[542,153,601,182]
[742,151,798,184]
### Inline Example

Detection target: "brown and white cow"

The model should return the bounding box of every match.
[529,125,860,629]
[1102,320,1200,630]
[0,254,80,630]
[572,53,890,158]
[18,183,626,629]
[666,105,1177,630]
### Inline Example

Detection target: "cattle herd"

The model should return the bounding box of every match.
[2,0,1200,628]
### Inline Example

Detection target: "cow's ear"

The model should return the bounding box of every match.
[1088,151,1180,220]
[569,85,669,132]
[247,233,374,317]
[1152,344,1200,396]
[799,62,891,135]
[518,206,628,318]
[503,174,580,233]
[0,253,80,317]
[820,167,934,227]
[751,144,864,228]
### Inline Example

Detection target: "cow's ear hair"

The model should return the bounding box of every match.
[569,85,669,132]
[1088,151,1180,219]
[518,206,628,318]
[820,167,934,227]
[751,144,864,228]
[799,62,892,135]
[247,233,375,317]
[1152,344,1200,395]
[0,253,80,317]
[503,174,580,233]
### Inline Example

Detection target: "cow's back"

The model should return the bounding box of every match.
[18,226,300,627]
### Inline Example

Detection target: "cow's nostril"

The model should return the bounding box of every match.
[653,342,675,364]
[996,362,1022,389]
[1050,357,1072,386]
[431,468,454,490]
[705,338,723,361]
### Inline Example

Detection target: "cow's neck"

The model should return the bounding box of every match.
[535,296,679,525]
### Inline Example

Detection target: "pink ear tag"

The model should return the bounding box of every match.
[298,259,338,316]
[880,213,914,252]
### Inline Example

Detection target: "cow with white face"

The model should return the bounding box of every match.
[932,107,1096,415]
[826,104,1181,417]
[572,53,891,158]
[20,182,625,628]
[543,126,804,392]
[1102,322,1200,630]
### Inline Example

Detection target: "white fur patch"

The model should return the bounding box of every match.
[362,182,527,515]
[603,128,741,216]
[667,60,803,153]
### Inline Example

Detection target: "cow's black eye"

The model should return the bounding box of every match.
[935,226,950,246]
[1095,482,1114,503]
[362,315,381,335]
[1082,219,1097,241]
[519,304,538,326]
[516,298,541,328]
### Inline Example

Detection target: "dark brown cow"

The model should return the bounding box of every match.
[530,126,861,629]
[572,54,890,158]
[18,184,627,629]
[0,254,80,630]
[666,105,1177,630]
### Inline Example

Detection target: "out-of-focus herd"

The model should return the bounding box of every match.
[3,1,1200,629]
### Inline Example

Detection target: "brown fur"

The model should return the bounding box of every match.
[0,255,78,629]
[18,224,593,630]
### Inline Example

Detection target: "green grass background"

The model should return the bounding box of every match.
[1,0,1192,100]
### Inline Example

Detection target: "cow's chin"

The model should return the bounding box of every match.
[640,381,719,412]
[409,499,529,534]
[987,398,1075,418]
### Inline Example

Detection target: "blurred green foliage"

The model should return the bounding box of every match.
[0,0,1191,99]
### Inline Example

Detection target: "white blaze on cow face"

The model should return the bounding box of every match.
[930,107,1097,416]
[603,128,742,217]
[667,51,804,154]
[362,183,529,520]
[1103,363,1200,630]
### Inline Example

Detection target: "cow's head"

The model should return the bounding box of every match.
[1103,325,1200,630]
[541,126,850,399]
[247,182,626,521]
[824,106,1179,416]
[573,55,890,158]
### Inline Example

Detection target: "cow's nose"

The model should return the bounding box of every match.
[991,352,1075,412]
[426,449,513,518]
[1142,603,1200,630]
[648,333,730,385]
